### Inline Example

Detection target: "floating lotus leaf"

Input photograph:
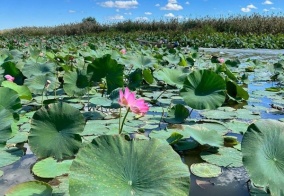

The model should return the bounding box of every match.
[0,106,14,143]
[184,125,224,147]
[224,120,249,134]
[87,54,124,94]
[0,170,3,177]
[0,144,23,167]
[32,157,73,178]
[190,163,222,178]
[6,132,28,145]
[154,67,187,88]
[24,74,60,95]
[200,109,236,120]
[1,81,32,100]
[242,119,284,195]
[200,147,243,167]
[180,70,226,110]
[63,70,89,97]
[69,135,190,195]
[28,102,85,160]
[5,181,52,196]
[0,87,21,111]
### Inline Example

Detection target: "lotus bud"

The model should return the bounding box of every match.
[45,80,51,88]
[4,75,15,82]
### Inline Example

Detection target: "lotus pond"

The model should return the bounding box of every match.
[0,38,284,196]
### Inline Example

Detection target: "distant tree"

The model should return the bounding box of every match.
[82,17,98,24]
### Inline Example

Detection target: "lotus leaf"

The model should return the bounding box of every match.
[0,144,23,167]
[180,70,226,110]
[69,135,190,195]
[32,157,73,178]
[87,54,124,94]
[5,181,52,196]
[63,70,89,97]
[0,106,14,143]
[154,67,187,88]
[164,104,189,124]
[0,87,21,111]
[28,102,85,160]
[242,119,284,195]
[22,62,56,78]
[24,74,60,95]
[190,163,222,178]
[1,81,32,100]
[200,147,243,167]
[184,125,224,147]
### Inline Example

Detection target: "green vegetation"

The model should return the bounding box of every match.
[1,14,284,49]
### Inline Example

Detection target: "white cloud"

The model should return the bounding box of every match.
[100,0,138,9]
[68,10,76,13]
[241,4,257,12]
[161,0,183,10]
[144,12,152,15]
[135,17,149,21]
[263,8,269,12]
[247,4,257,9]
[124,12,132,15]
[262,0,273,5]
[164,13,175,17]
[108,14,125,20]
[185,1,190,5]
[155,4,160,7]
[116,9,120,12]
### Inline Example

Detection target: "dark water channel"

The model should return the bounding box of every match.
[1,48,283,195]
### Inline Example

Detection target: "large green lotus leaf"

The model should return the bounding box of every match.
[124,54,157,69]
[5,181,52,196]
[22,62,56,78]
[224,120,249,134]
[1,81,32,100]
[63,70,89,97]
[164,104,189,124]
[163,53,181,65]
[200,147,243,167]
[184,119,229,135]
[89,96,112,107]
[0,144,23,167]
[184,125,224,147]
[0,87,21,111]
[32,157,73,178]
[154,67,187,88]
[28,102,85,160]
[200,109,236,120]
[87,54,124,94]
[69,135,190,196]
[0,106,14,143]
[190,163,222,178]
[180,70,226,110]
[127,68,143,90]
[242,119,284,195]
[24,74,60,95]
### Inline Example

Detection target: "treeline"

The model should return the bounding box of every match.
[1,14,284,36]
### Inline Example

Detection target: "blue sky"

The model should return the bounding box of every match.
[0,0,282,30]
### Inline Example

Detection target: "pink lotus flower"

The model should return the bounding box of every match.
[218,58,225,63]
[4,75,15,82]
[120,48,126,55]
[118,87,149,116]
